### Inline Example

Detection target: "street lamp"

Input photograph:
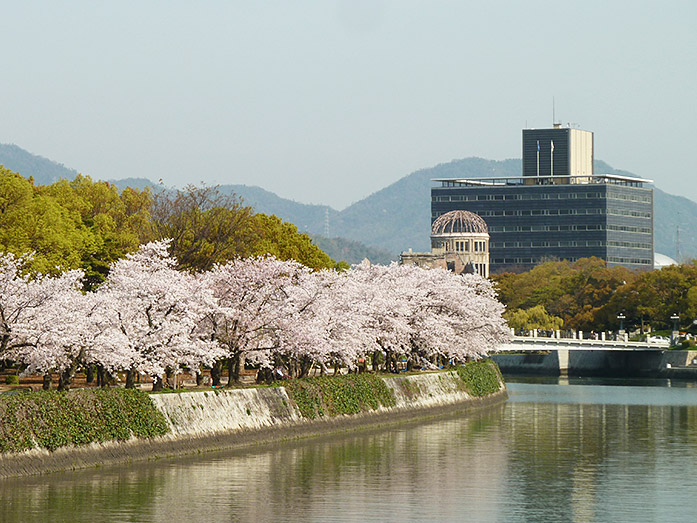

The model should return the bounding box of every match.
[671,313,680,332]
[671,313,680,345]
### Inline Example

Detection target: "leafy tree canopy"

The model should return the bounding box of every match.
[494,257,697,331]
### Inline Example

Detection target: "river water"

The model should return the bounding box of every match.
[3,377,697,522]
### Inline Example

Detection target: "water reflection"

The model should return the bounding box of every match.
[3,380,697,522]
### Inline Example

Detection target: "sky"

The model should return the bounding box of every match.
[1,1,695,210]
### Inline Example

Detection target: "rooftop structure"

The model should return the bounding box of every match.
[522,126,594,180]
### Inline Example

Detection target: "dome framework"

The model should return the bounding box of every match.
[431,210,489,235]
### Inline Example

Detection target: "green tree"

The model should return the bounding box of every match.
[40,175,152,288]
[504,305,564,331]
[251,213,346,270]
[149,184,261,272]
[0,167,91,274]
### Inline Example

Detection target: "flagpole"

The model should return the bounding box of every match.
[550,140,554,179]
[536,140,540,177]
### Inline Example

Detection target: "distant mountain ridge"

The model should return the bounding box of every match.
[0,143,78,185]
[1,143,695,262]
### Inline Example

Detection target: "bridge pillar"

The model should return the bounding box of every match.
[558,349,569,376]
[578,331,583,340]
[601,332,606,341]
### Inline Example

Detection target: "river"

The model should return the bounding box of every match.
[3,377,697,522]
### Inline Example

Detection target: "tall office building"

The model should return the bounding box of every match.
[431,126,654,273]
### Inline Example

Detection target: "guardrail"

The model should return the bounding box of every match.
[497,335,670,352]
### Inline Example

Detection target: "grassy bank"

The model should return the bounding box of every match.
[456,359,502,396]
[280,373,397,419]
[0,388,170,453]
[282,359,503,419]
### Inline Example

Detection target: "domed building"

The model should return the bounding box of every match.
[401,210,490,277]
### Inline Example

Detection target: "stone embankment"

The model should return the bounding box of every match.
[0,369,507,479]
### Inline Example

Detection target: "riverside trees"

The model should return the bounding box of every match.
[1,242,510,389]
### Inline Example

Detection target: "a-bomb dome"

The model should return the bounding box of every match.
[431,210,488,235]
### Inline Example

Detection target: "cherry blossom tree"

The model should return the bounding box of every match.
[94,240,225,389]
[406,267,510,364]
[345,262,510,372]
[201,256,327,385]
[2,240,510,389]
[1,253,88,389]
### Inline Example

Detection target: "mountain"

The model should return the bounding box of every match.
[108,177,157,191]
[218,184,335,235]
[330,158,522,254]
[3,143,697,262]
[0,143,78,185]
[308,235,396,265]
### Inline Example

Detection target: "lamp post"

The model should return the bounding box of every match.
[670,313,680,345]
[617,312,627,340]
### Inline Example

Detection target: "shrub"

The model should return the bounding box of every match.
[456,360,502,397]
[4,375,19,385]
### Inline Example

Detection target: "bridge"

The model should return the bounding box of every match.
[492,333,673,376]
[498,335,670,352]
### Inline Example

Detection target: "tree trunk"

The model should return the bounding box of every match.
[299,356,312,378]
[152,375,164,392]
[42,373,53,391]
[196,370,204,386]
[372,350,381,373]
[86,365,94,384]
[164,368,175,389]
[97,366,112,387]
[125,369,136,389]
[256,367,273,384]
[226,352,241,387]
[211,360,223,387]
[58,365,75,391]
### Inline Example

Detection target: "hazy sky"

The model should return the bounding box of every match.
[1,1,695,209]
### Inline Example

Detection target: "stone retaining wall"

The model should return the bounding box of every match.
[0,371,507,479]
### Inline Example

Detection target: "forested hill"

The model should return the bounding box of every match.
[2,143,695,262]
[0,143,78,185]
